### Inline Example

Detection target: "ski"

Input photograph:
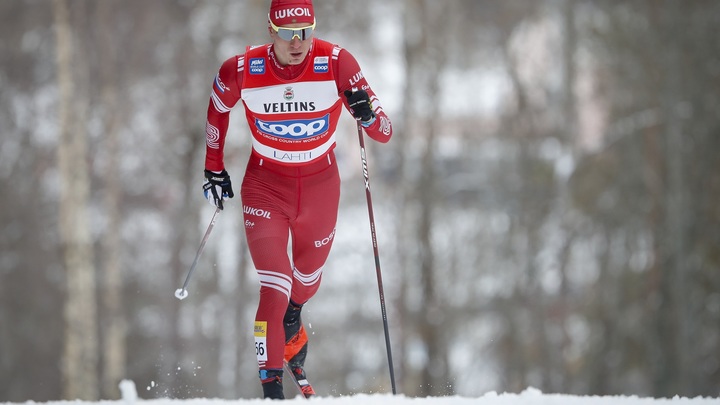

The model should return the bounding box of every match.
[283,360,316,399]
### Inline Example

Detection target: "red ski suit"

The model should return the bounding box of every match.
[204,38,392,371]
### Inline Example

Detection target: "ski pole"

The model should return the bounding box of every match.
[356,121,398,395]
[175,206,221,300]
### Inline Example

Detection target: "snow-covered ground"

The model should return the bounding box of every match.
[3,381,716,405]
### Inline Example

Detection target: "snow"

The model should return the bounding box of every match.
[3,381,717,405]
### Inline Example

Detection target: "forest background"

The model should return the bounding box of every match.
[1,0,719,402]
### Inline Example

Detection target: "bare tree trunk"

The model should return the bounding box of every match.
[393,0,422,392]
[661,4,692,392]
[54,0,98,399]
[557,0,579,392]
[97,1,126,398]
[587,231,613,394]
[416,77,451,397]
[396,0,423,394]
[401,0,454,396]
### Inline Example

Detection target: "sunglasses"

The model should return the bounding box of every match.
[269,17,316,41]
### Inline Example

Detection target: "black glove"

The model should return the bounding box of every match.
[203,169,234,210]
[344,89,375,123]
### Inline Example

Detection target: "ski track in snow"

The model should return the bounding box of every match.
[3,382,718,405]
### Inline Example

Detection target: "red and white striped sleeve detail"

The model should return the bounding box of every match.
[334,48,393,143]
[204,55,243,171]
[210,56,241,114]
[210,77,232,113]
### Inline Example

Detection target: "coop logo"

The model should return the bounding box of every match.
[314,56,329,73]
[255,114,330,139]
[249,58,265,75]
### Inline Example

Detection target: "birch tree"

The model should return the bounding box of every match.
[53,0,98,399]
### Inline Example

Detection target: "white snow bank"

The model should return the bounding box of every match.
[4,382,718,405]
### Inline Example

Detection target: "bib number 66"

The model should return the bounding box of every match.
[255,341,265,357]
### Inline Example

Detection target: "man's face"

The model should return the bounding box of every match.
[269,22,314,66]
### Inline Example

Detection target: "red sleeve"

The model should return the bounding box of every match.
[205,55,243,171]
[335,49,393,143]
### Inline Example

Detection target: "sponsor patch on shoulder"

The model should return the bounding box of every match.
[314,56,329,73]
[249,58,266,75]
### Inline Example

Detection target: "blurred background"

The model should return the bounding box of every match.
[1,0,719,401]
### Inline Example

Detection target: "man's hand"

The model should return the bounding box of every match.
[203,169,234,210]
[344,89,376,126]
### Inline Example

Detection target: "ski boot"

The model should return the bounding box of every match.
[260,369,284,400]
[284,301,316,398]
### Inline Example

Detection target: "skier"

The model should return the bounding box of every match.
[202,0,393,399]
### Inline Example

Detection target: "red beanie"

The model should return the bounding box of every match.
[269,0,315,26]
